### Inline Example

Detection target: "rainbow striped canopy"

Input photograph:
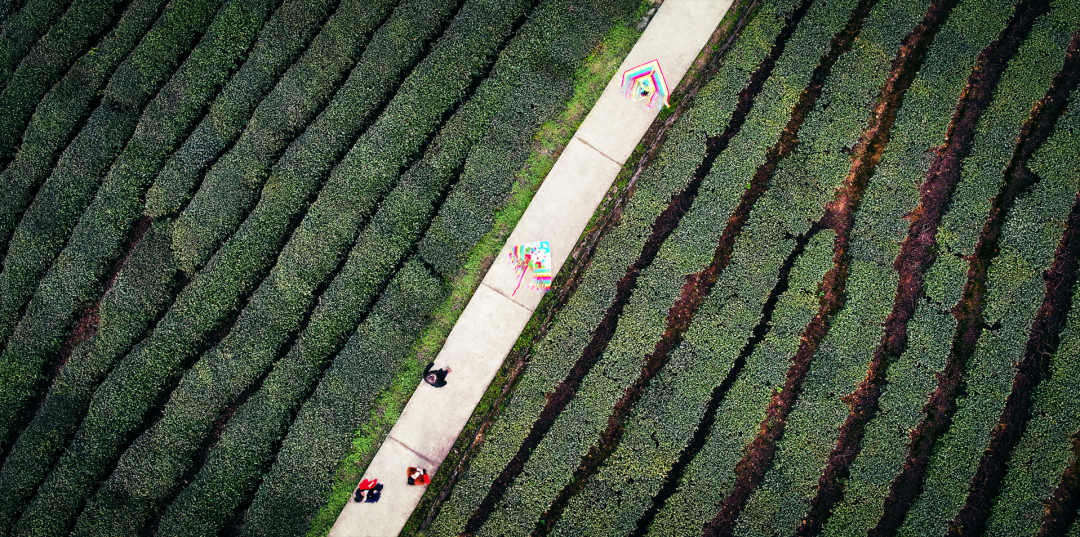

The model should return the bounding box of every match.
[621,59,670,109]
[508,241,551,295]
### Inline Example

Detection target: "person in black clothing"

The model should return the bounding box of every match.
[423,362,450,387]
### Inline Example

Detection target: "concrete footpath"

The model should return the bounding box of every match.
[329,1,733,534]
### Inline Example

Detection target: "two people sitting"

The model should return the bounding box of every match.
[354,478,382,503]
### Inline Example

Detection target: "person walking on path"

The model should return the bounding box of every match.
[423,362,450,387]
[407,467,430,486]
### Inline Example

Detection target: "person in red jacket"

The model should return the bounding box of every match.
[407,467,430,486]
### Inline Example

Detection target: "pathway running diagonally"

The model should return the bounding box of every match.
[329,1,733,534]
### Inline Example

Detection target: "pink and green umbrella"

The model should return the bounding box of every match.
[621,59,670,109]
[508,241,551,295]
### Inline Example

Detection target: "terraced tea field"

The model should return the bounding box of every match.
[1,0,1079,534]
[418,0,1080,535]
[0,0,644,534]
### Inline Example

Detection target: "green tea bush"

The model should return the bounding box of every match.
[0,0,76,94]
[0,0,227,453]
[818,1,1020,533]
[239,260,446,537]
[0,0,349,476]
[937,0,1079,256]
[554,229,834,537]
[452,0,864,532]
[142,0,340,219]
[426,0,807,532]
[167,0,396,274]
[983,91,1080,537]
[156,0,630,531]
[18,0,538,534]
[0,0,165,259]
[899,63,1080,534]
[0,221,177,535]
[0,0,139,163]
[728,1,932,532]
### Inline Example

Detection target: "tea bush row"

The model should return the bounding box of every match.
[0,0,165,261]
[425,0,807,532]
[818,0,1020,532]
[0,0,141,163]
[477,0,863,532]
[984,91,1080,536]
[16,0,536,534]
[553,229,834,537]
[900,59,1080,534]
[75,0,620,531]
[142,0,340,219]
[166,0,396,274]
[0,222,176,535]
[0,0,228,454]
[729,0,934,532]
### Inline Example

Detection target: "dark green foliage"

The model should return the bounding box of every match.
[0,0,227,455]
[0,0,141,164]
[0,0,165,262]
[426,0,807,531]
[0,0,75,93]
[142,0,340,219]
[820,1,1021,533]
[239,261,445,537]
[0,221,178,535]
[984,91,1080,536]
[167,0,396,274]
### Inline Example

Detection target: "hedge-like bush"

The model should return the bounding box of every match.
[426,0,808,532]
[0,0,140,163]
[0,221,177,535]
[142,0,340,219]
[817,1,1020,533]
[0,0,75,94]
[899,40,1080,531]
[0,0,227,454]
[472,0,862,531]
[19,0,539,534]
[166,0,396,274]
[983,92,1080,537]
[239,260,446,537]
[149,1,632,533]
[937,0,1079,257]
[553,228,834,537]
[0,0,165,259]
[727,1,933,532]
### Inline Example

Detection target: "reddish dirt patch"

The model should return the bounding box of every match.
[458,0,814,530]
[862,2,1057,534]
[947,35,1080,537]
[696,0,882,533]
[1038,427,1080,537]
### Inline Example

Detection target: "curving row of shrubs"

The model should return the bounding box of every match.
[0,221,177,535]
[0,0,77,96]
[459,0,866,532]
[730,0,936,532]
[0,0,365,526]
[0,0,231,454]
[141,0,341,221]
[0,0,166,261]
[0,0,141,165]
[817,1,1020,533]
[899,14,1080,527]
[167,1,635,534]
[426,0,807,532]
[983,91,1080,537]
[166,0,396,275]
[556,228,835,537]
